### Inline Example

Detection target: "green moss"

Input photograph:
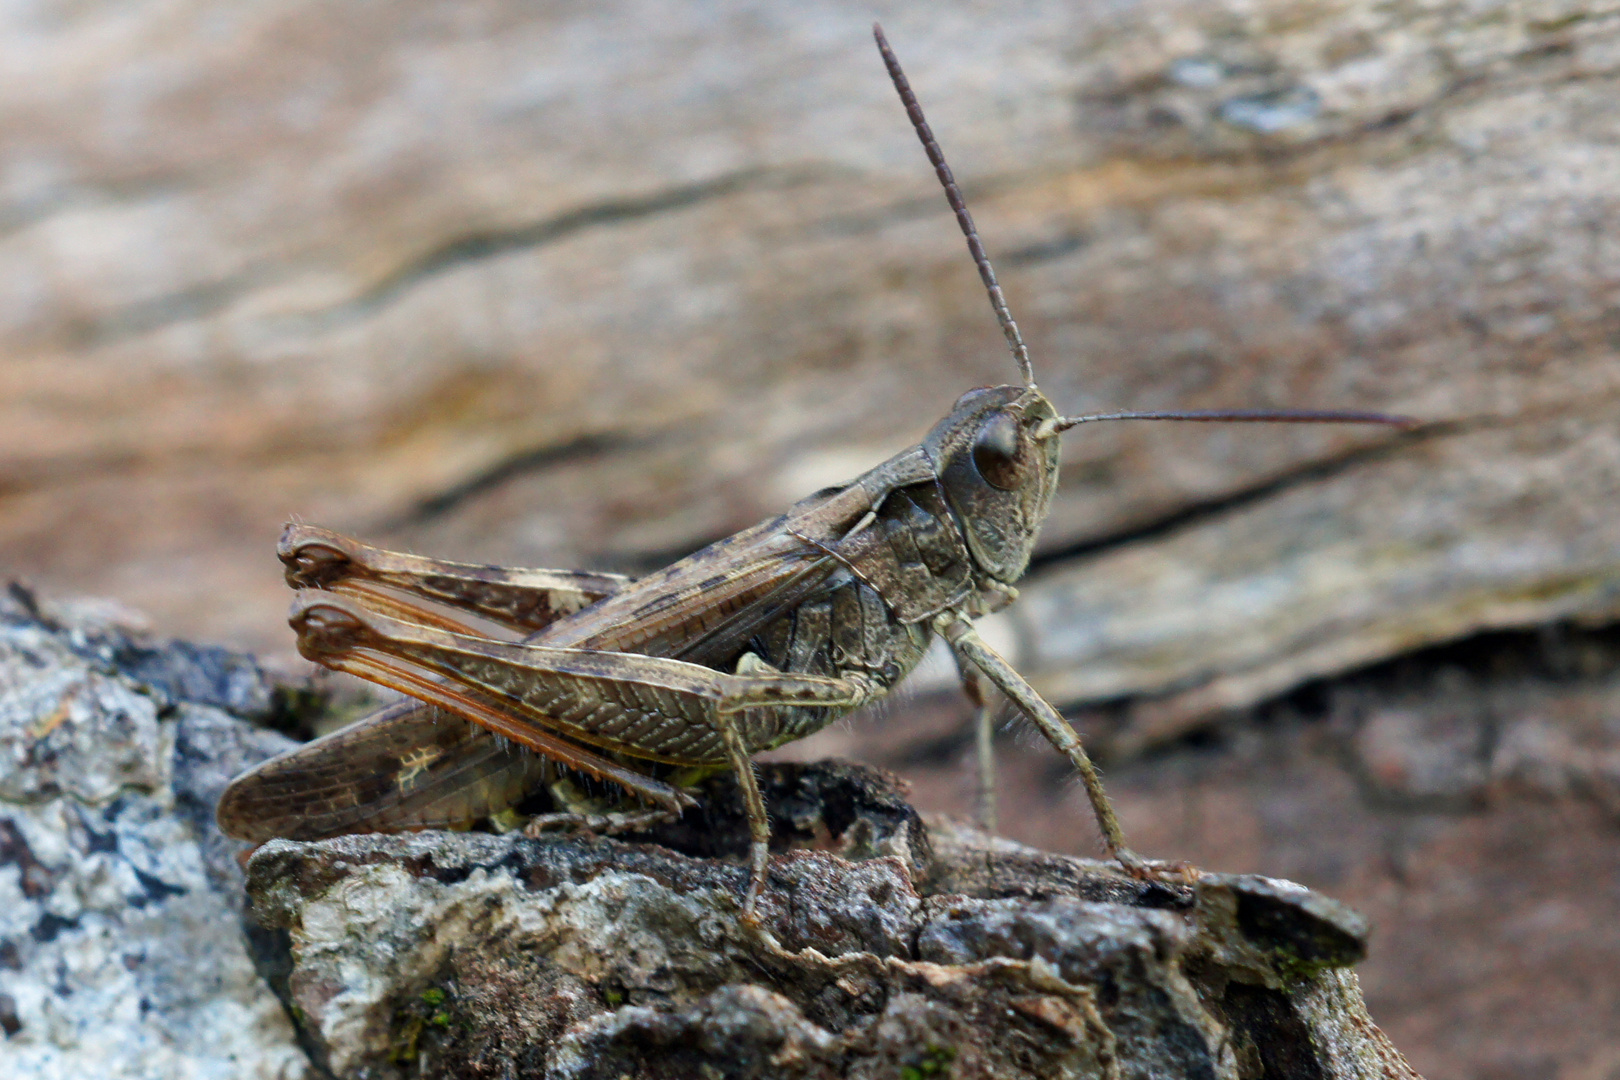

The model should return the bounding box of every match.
[901,1045,955,1078]
[602,988,626,1007]
[665,763,730,788]
[488,808,527,833]
[389,1016,425,1064]
[389,985,455,1062]
[1269,941,1340,983]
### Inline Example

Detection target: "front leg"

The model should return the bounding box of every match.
[938,616,1155,876]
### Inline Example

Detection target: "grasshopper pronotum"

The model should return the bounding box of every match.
[219,25,1409,916]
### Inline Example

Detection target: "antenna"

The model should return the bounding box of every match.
[875,25,1415,434]
[1049,408,1417,433]
[874,23,1035,387]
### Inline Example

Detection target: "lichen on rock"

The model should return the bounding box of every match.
[0,586,310,1080]
[245,763,1416,1080]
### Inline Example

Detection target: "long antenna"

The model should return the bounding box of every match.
[1051,407,1416,432]
[874,23,1035,387]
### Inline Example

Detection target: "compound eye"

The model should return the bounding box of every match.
[971,411,1023,490]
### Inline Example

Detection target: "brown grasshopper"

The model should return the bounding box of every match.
[218,25,1409,915]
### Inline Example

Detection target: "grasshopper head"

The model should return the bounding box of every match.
[876,26,1412,589]
[923,384,1060,584]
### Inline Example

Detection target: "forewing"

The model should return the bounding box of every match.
[216,699,550,843]
[545,508,852,662]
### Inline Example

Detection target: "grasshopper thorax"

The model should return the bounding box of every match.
[923,384,1060,585]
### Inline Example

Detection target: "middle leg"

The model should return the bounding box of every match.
[952,644,1000,832]
[938,615,1146,873]
[523,807,682,838]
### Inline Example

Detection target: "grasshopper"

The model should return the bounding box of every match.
[218,25,1409,915]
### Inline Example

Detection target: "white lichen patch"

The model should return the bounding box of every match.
[0,790,309,1080]
[287,859,744,1075]
[0,622,170,804]
[0,609,309,1080]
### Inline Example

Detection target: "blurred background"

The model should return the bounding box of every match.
[3,1,1619,1076]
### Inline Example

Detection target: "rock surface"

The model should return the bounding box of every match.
[6,0,1620,748]
[243,768,1412,1080]
[0,587,309,1079]
[794,622,1620,1080]
[0,593,1420,1079]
